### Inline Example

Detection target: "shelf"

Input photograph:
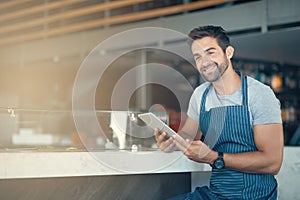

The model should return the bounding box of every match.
[275,89,300,97]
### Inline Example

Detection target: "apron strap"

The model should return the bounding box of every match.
[239,71,248,106]
[200,85,210,112]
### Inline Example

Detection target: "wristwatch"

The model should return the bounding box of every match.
[211,152,225,169]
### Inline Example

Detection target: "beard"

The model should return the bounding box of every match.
[199,56,229,83]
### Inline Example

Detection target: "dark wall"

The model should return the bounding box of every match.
[0,173,191,200]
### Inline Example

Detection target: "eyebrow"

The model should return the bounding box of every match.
[204,47,216,52]
[193,47,216,57]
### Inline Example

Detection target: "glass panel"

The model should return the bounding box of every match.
[0,108,160,152]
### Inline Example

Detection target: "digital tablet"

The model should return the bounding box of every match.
[138,112,178,138]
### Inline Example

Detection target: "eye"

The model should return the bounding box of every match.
[194,56,201,61]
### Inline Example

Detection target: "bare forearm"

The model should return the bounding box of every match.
[224,151,282,175]
[177,117,201,140]
[223,124,283,175]
[177,130,195,140]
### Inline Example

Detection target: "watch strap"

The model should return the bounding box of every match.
[218,152,223,159]
[210,152,225,169]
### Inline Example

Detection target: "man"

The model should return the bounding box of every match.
[155,25,283,200]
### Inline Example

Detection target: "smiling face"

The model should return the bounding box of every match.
[191,36,232,82]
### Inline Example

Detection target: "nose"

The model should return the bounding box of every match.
[197,54,212,67]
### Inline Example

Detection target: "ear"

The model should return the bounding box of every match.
[225,46,234,59]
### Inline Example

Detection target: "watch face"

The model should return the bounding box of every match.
[214,159,224,169]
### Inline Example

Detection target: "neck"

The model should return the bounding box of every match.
[212,65,241,95]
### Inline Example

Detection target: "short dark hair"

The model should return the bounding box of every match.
[188,25,230,52]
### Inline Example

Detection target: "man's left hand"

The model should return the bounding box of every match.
[172,135,217,164]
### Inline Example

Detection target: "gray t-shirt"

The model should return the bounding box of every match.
[187,76,282,126]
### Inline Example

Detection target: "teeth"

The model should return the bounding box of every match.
[203,64,215,72]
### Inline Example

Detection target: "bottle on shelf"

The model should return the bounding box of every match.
[284,69,297,90]
[271,73,283,93]
[281,100,287,123]
[283,99,298,125]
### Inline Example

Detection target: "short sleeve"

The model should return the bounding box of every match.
[187,83,208,121]
[187,91,200,121]
[249,84,282,125]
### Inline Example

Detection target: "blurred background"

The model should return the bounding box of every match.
[0,0,299,149]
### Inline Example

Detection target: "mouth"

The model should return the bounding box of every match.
[201,64,217,74]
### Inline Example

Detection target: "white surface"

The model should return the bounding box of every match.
[1,147,298,200]
[12,133,54,145]
[110,111,127,149]
[0,150,210,179]
[277,147,300,200]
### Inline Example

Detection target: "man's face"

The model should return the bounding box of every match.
[191,37,229,82]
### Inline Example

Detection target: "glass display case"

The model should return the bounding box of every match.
[0,108,164,152]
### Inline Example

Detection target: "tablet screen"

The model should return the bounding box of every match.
[138,112,177,137]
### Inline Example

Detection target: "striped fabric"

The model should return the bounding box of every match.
[199,73,277,200]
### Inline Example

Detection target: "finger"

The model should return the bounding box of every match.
[155,129,167,143]
[154,128,160,140]
[189,141,211,159]
[159,136,174,152]
[163,141,176,152]
[173,135,189,149]
[173,136,189,152]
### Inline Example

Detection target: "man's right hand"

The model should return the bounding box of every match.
[154,128,176,152]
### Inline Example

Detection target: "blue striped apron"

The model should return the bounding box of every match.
[199,73,277,200]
